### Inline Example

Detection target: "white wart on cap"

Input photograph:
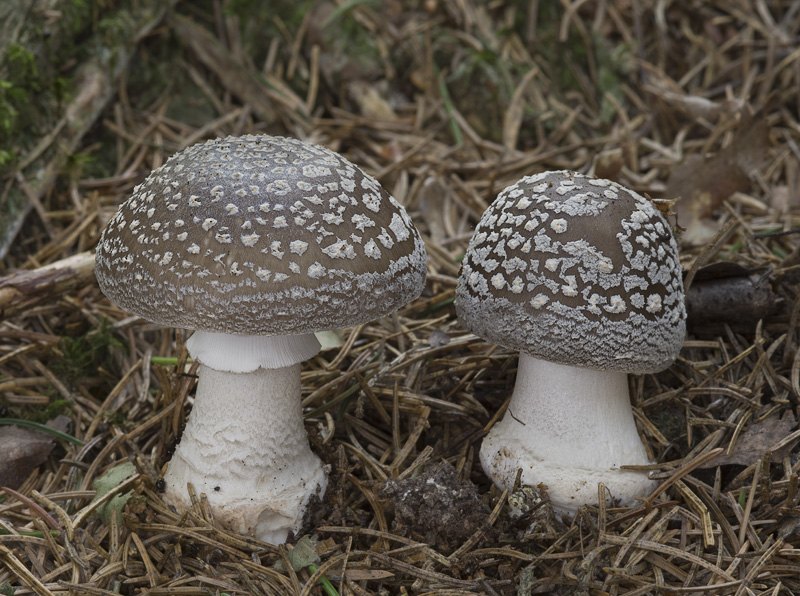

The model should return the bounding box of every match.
[456,170,685,373]
[95,134,427,336]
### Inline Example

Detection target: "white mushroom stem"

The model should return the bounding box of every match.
[162,332,327,545]
[479,354,656,515]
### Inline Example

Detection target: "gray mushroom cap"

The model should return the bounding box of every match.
[456,170,686,374]
[96,134,427,335]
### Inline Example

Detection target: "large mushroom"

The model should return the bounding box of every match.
[456,170,685,514]
[95,134,427,543]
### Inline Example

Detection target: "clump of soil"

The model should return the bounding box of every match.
[378,462,491,553]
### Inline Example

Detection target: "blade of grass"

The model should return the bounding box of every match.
[150,356,191,366]
[308,564,340,596]
[435,66,463,146]
[323,0,376,27]
[0,419,83,446]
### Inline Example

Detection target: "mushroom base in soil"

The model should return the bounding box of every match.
[479,355,656,515]
[161,332,328,545]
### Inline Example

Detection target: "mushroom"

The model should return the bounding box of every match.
[455,170,685,514]
[95,134,427,543]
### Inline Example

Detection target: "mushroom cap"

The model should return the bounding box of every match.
[96,134,427,335]
[456,170,686,374]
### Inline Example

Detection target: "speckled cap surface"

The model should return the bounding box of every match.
[96,134,427,335]
[456,170,686,373]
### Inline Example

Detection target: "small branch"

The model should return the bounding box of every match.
[0,251,96,317]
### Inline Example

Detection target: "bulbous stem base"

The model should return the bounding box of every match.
[162,362,327,544]
[480,354,655,514]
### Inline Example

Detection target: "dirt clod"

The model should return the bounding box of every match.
[379,462,491,553]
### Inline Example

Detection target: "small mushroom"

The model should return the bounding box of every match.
[456,170,686,514]
[95,134,427,543]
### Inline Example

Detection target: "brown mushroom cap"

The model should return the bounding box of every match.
[456,170,686,374]
[96,134,427,335]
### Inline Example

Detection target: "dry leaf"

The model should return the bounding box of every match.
[417,175,452,244]
[770,185,799,214]
[666,113,770,245]
[0,426,55,490]
[592,147,624,180]
[91,461,137,524]
[278,535,319,571]
[702,412,798,468]
[347,81,397,120]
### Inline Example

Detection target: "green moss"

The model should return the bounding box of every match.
[1,320,127,424]
[0,44,43,147]
[0,80,17,139]
[0,46,57,172]
[42,399,73,421]
[5,44,40,87]
[96,10,136,46]
[64,144,119,182]
[106,409,128,426]
[0,0,100,173]
[51,319,124,383]
[9,398,73,425]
